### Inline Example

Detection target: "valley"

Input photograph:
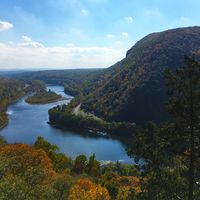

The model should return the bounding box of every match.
[0,26,200,199]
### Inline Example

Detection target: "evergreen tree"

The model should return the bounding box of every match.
[166,55,200,200]
[86,153,100,177]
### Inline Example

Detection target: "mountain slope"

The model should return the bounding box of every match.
[80,26,200,126]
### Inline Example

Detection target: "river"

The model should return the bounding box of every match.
[0,85,132,163]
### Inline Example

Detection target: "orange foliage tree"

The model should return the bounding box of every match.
[68,179,110,200]
[0,144,56,184]
[0,144,60,199]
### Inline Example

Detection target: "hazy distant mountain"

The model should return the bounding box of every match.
[80,26,200,126]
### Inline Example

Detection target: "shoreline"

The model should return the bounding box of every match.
[0,86,70,130]
[0,118,8,129]
[0,91,27,130]
[48,107,136,137]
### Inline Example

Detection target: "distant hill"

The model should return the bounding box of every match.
[7,69,103,96]
[9,69,102,85]
[80,26,200,126]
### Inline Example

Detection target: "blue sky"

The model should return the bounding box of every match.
[0,0,199,69]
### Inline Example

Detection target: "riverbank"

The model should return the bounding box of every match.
[49,104,136,136]
[0,93,26,128]
[0,112,8,129]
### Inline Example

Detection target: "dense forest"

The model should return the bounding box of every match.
[49,104,135,136]
[128,56,200,199]
[0,79,26,128]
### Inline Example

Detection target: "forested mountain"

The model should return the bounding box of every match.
[77,26,200,126]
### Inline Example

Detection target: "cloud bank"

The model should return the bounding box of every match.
[0,36,126,69]
[17,36,45,48]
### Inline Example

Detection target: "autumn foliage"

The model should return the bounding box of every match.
[0,137,141,199]
[68,179,110,200]
[0,144,56,182]
[0,144,59,199]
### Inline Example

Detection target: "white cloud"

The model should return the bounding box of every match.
[107,34,114,38]
[124,16,133,23]
[81,9,88,16]
[21,36,32,42]
[121,32,128,37]
[17,36,44,48]
[0,41,126,69]
[0,21,13,32]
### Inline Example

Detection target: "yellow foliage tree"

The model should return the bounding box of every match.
[118,176,141,193]
[116,186,129,200]
[68,179,110,200]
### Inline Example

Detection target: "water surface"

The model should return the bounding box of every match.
[0,86,132,163]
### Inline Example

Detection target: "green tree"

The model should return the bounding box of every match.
[86,154,100,177]
[34,137,72,172]
[34,136,59,153]
[73,155,87,174]
[128,122,165,199]
[128,122,187,199]
[166,55,200,200]
[31,80,46,92]
[101,172,120,200]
